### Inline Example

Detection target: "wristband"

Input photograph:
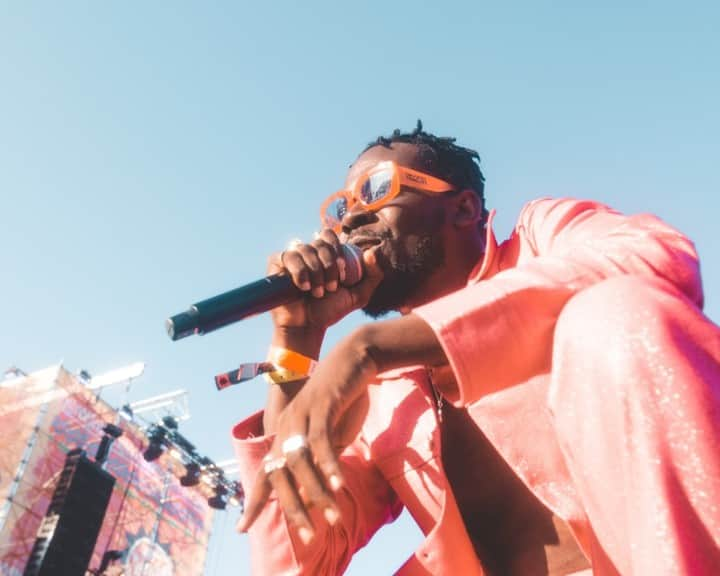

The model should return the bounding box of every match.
[263,368,307,384]
[263,346,318,385]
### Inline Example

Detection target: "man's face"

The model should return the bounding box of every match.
[342,143,452,317]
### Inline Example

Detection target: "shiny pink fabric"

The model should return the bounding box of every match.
[233,198,720,574]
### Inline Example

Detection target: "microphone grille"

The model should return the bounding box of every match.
[341,244,363,286]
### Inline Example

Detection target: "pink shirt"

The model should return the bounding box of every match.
[232,197,705,575]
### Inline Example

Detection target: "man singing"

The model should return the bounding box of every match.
[233,122,720,575]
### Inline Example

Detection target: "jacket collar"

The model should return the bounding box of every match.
[467,208,499,284]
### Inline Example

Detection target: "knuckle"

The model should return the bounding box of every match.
[319,461,339,478]
[316,243,335,263]
[294,268,310,284]
[306,427,326,447]
[287,509,308,527]
[285,451,306,469]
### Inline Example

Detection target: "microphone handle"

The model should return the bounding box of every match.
[166,244,363,341]
[167,274,297,341]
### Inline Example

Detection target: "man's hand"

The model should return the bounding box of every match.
[239,314,452,542]
[262,229,383,434]
[238,330,376,542]
[268,229,383,332]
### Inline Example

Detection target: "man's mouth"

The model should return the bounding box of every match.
[347,235,385,251]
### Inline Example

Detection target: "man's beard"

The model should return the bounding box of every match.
[362,233,445,318]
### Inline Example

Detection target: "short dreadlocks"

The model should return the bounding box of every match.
[364,120,487,213]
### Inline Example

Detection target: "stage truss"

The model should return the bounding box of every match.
[0,366,215,576]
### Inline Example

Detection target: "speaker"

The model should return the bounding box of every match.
[24,448,116,576]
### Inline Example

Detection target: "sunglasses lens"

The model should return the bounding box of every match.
[323,196,348,228]
[359,168,393,205]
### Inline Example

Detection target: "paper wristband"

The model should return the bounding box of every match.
[263,368,307,385]
[263,346,318,385]
[267,346,318,375]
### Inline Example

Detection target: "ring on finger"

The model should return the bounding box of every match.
[281,434,308,456]
[262,454,287,475]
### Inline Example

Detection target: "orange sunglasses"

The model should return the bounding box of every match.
[320,161,455,231]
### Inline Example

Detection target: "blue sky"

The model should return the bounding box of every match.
[1,2,718,574]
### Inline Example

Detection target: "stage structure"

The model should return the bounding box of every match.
[0,364,243,576]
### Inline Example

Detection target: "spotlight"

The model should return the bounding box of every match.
[102,423,123,439]
[207,484,228,510]
[180,462,201,487]
[207,495,227,510]
[228,482,245,508]
[162,415,179,430]
[143,443,165,462]
[119,404,134,422]
[142,426,167,462]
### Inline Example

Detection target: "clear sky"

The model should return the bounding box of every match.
[1,1,718,574]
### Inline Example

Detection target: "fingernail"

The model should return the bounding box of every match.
[324,507,339,525]
[298,526,314,545]
[327,280,338,292]
[329,475,342,491]
[236,518,247,533]
[337,258,346,282]
[312,286,324,298]
[300,281,311,291]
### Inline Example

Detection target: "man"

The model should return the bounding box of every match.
[233,122,720,575]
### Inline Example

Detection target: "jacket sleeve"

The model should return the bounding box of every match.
[232,411,403,575]
[413,197,704,405]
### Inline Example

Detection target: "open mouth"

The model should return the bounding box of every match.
[347,235,385,251]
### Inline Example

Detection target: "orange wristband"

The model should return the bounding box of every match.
[268,346,318,375]
[263,346,318,385]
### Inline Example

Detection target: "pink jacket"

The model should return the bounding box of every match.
[232,198,707,575]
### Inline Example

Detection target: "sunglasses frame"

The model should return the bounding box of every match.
[320,161,455,231]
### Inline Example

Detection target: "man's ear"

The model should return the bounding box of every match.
[451,189,483,229]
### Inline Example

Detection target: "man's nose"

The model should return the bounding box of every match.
[341,203,376,233]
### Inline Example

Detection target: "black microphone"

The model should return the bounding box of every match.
[166,244,363,341]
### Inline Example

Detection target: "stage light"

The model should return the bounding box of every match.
[180,462,201,487]
[103,423,123,438]
[119,404,134,422]
[207,495,227,510]
[143,443,165,462]
[207,484,228,510]
[228,482,244,508]
[142,426,167,462]
[162,415,179,430]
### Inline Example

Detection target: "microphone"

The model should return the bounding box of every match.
[166,244,363,341]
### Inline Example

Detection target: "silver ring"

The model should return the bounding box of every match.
[281,434,308,455]
[262,454,287,475]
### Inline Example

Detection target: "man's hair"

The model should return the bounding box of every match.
[365,120,486,207]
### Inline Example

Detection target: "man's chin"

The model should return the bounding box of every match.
[361,304,393,320]
[361,278,413,319]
